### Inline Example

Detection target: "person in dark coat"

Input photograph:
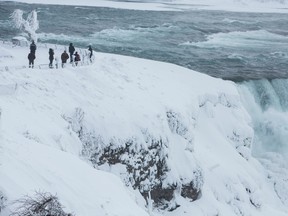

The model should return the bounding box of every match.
[49,48,54,68]
[88,45,93,62]
[61,50,69,68]
[74,52,80,66]
[30,40,36,54]
[69,43,75,63]
[28,52,36,68]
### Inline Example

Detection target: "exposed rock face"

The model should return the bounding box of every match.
[63,107,203,210]
[97,136,170,194]
[181,181,201,201]
[95,137,203,209]
[149,185,175,203]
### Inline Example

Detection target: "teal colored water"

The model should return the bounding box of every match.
[1,2,288,81]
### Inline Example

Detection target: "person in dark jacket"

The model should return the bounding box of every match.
[88,45,93,62]
[74,52,80,66]
[69,43,75,63]
[49,48,54,68]
[61,50,69,68]
[28,52,36,68]
[30,40,36,54]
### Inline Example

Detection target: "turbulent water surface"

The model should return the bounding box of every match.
[1,1,288,81]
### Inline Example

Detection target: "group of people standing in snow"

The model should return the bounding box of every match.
[27,41,93,69]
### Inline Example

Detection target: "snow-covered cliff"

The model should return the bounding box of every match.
[0,43,287,216]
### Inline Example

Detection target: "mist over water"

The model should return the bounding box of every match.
[1,1,288,81]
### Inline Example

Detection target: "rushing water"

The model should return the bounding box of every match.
[1,1,288,81]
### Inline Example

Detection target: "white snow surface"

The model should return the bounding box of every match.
[0,43,288,216]
[3,0,288,13]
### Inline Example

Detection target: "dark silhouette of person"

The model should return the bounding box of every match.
[69,43,75,63]
[28,52,36,68]
[30,40,36,54]
[88,45,93,62]
[61,50,69,68]
[74,52,80,66]
[49,48,54,68]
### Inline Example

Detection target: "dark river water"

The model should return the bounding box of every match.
[1,1,288,81]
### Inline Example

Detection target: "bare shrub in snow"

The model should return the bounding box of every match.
[0,191,7,213]
[62,107,85,138]
[10,191,72,216]
[81,133,105,166]
[247,189,262,209]
[166,110,189,136]
[228,129,253,160]
[166,110,195,152]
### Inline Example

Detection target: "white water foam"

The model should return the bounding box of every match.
[180,30,288,49]
[238,79,288,155]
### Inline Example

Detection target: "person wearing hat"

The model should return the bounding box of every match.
[88,44,93,63]
[49,48,54,68]
[28,52,36,68]
[61,50,69,68]
[69,43,75,63]
[74,51,80,66]
[30,40,37,54]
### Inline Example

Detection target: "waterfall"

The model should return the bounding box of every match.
[237,78,288,156]
[237,78,288,205]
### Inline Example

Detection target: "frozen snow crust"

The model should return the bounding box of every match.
[0,42,288,216]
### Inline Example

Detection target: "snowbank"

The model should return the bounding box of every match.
[0,42,287,216]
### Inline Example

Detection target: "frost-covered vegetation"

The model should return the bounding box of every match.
[10,192,72,216]
[10,9,39,42]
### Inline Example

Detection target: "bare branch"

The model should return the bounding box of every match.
[10,191,74,216]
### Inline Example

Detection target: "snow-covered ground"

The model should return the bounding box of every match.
[0,42,288,216]
[3,0,288,13]
[1,1,288,215]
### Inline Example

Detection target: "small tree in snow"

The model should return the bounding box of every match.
[10,191,72,216]
[10,9,39,42]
